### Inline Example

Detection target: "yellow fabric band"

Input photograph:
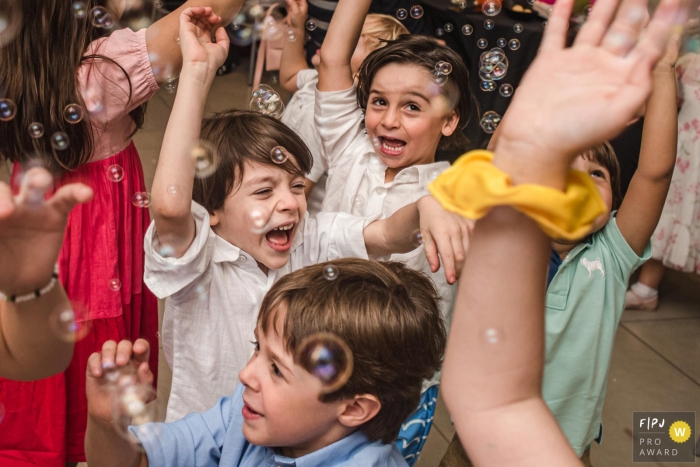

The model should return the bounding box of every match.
[428,150,607,241]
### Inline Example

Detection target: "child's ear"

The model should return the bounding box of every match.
[337,394,381,428]
[209,210,221,227]
[442,110,459,138]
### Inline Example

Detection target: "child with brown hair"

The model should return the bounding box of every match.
[84,258,446,467]
[280,0,409,216]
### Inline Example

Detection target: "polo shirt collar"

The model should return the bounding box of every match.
[267,431,371,467]
[212,235,244,264]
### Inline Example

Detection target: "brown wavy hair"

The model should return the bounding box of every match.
[0,0,146,174]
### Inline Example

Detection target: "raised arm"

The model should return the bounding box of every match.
[0,168,93,380]
[146,0,244,83]
[280,0,311,93]
[316,0,371,92]
[441,0,681,462]
[616,35,680,255]
[150,7,230,258]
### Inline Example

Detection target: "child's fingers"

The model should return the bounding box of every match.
[131,338,151,366]
[574,0,625,46]
[115,340,134,366]
[433,233,456,284]
[422,231,440,273]
[0,182,14,219]
[48,183,94,217]
[540,0,575,52]
[215,24,230,50]
[627,0,682,72]
[100,340,118,368]
[137,362,154,390]
[87,351,104,378]
[601,0,650,55]
[16,167,52,206]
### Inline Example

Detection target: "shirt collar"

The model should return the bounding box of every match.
[361,154,450,188]
[211,235,244,264]
[269,431,372,467]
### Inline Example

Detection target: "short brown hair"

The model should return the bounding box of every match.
[362,14,409,49]
[257,258,446,444]
[356,35,472,152]
[580,142,622,210]
[193,110,313,213]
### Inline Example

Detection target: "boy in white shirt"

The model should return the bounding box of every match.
[147,7,469,422]
[280,0,409,216]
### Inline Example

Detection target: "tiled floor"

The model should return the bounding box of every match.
[5,59,699,467]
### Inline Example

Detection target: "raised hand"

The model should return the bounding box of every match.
[0,167,92,297]
[418,195,474,284]
[493,0,684,183]
[179,6,230,84]
[86,339,154,425]
[286,0,309,30]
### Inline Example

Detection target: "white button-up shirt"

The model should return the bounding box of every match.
[315,86,456,329]
[144,202,373,422]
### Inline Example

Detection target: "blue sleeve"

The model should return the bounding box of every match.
[130,386,243,467]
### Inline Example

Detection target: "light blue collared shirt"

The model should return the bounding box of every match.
[130,384,408,467]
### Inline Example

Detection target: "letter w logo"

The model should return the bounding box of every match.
[674,427,686,437]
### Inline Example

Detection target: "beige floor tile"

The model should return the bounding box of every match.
[622,269,700,323]
[433,392,456,441]
[416,425,449,467]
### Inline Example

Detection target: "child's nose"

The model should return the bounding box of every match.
[381,107,400,129]
[277,189,300,212]
[238,360,259,391]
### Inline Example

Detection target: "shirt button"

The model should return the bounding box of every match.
[375,186,387,196]
[237,255,247,263]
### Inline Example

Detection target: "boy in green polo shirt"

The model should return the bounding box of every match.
[542,35,681,464]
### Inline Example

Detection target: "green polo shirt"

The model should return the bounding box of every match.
[542,215,651,456]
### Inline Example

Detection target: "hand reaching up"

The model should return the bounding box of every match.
[493,0,684,184]
[286,0,309,30]
[179,6,230,85]
[0,167,93,297]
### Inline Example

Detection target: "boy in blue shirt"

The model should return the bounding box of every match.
[84,258,446,467]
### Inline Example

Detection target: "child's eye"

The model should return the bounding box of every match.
[372,98,387,106]
[254,189,272,195]
[591,170,606,179]
[271,363,282,377]
[406,103,421,112]
[251,340,260,351]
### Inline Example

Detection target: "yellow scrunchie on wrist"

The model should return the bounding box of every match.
[428,150,607,241]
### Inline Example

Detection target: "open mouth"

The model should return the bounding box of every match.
[242,402,263,420]
[264,222,296,252]
[378,136,407,156]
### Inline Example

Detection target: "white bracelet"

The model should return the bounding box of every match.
[0,265,60,303]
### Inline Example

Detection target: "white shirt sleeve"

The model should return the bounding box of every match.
[299,211,380,266]
[144,202,215,299]
[314,85,367,170]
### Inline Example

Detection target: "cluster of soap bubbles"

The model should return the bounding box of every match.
[480,110,502,134]
[479,47,509,82]
[192,141,219,179]
[296,332,353,394]
[132,192,151,208]
[101,363,160,446]
[250,84,285,119]
[433,60,453,86]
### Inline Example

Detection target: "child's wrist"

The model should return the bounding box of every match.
[492,138,570,190]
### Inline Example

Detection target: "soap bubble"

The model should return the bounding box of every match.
[484,19,495,30]
[480,110,502,133]
[163,77,178,94]
[435,61,453,75]
[0,0,21,47]
[410,5,424,19]
[477,38,488,49]
[481,327,505,345]
[499,83,514,97]
[250,85,285,119]
[427,168,442,182]
[112,383,160,446]
[132,192,151,208]
[49,302,92,343]
[482,0,502,16]
[459,1,467,8]
[433,70,448,86]
[28,122,44,138]
[514,23,523,33]
[167,185,179,196]
[72,1,87,19]
[396,8,408,20]
[192,141,219,179]
[508,38,521,50]
[542,20,547,28]
[107,164,124,182]
[306,19,317,31]
[121,0,156,31]
[585,5,592,14]
[480,80,496,92]
[411,230,423,246]
[444,23,453,33]
[286,28,297,42]
[270,146,290,164]
[322,264,339,281]
[0,99,17,122]
[108,279,121,291]
[63,104,84,124]
[50,132,70,151]
[496,37,507,48]
[249,209,269,234]
[435,28,444,36]
[462,24,473,35]
[479,48,508,80]
[296,333,353,394]
[351,195,364,210]
[89,7,114,29]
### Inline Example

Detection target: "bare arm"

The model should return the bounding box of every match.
[150,8,230,258]
[280,0,310,93]
[146,0,244,83]
[0,169,93,380]
[316,0,371,92]
[616,36,680,255]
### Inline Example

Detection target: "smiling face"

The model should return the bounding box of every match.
[364,63,459,179]
[238,307,353,458]
[210,161,307,273]
[571,155,614,233]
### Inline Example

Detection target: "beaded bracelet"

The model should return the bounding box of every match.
[428,150,607,241]
[0,265,60,303]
